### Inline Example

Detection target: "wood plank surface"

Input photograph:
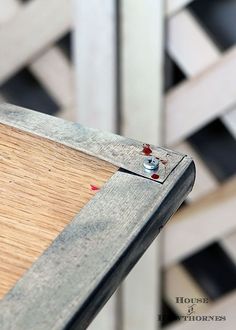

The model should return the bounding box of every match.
[0,123,117,299]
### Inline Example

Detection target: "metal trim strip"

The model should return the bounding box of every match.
[0,104,184,183]
[0,156,195,329]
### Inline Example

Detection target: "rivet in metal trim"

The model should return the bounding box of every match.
[143,156,159,171]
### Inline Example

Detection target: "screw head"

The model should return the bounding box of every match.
[143,156,159,171]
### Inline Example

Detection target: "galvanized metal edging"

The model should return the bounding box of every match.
[0,105,195,329]
[0,104,184,183]
[0,155,195,330]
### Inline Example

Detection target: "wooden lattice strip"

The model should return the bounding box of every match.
[165,8,236,322]
[175,142,218,202]
[165,44,236,145]
[167,9,220,75]
[0,0,72,85]
[165,264,212,315]
[167,8,236,202]
[74,0,117,132]
[167,8,236,141]
[167,8,236,136]
[166,8,236,146]
[166,9,219,202]
[30,47,76,119]
[222,108,236,139]
[166,0,194,17]
[0,0,75,119]
[74,1,165,328]
[120,1,164,329]
[0,1,19,103]
[0,0,20,24]
[123,241,160,330]
[74,1,119,328]
[220,231,236,265]
[163,177,236,267]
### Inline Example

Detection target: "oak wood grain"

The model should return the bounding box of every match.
[0,123,117,298]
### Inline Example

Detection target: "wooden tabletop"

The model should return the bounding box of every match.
[0,105,195,330]
[0,123,117,298]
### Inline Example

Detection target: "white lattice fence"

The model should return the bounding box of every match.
[0,0,76,120]
[0,1,236,329]
[164,1,236,329]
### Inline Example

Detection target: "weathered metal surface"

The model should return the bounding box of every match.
[0,105,195,329]
[0,157,195,330]
[0,104,184,183]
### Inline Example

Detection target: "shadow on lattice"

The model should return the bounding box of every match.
[0,32,72,116]
[162,1,236,327]
[189,0,236,51]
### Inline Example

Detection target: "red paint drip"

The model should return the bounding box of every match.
[142,144,152,156]
[151,173,160,180]
[161,159,168,165]
[90,185,100,191]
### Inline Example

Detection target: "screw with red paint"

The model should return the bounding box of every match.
[143,156,159,171]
